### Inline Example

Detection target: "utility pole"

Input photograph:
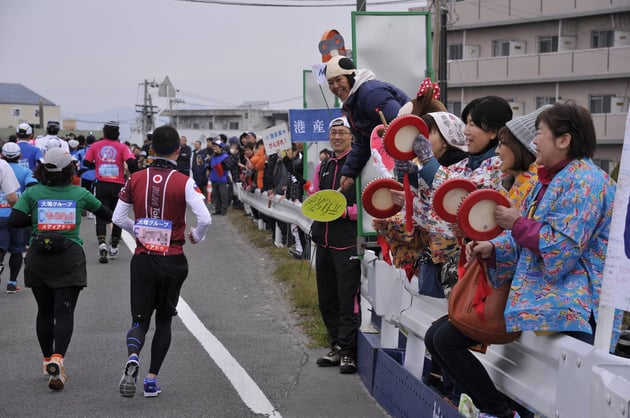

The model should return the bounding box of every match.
[356,0,366,12]
[432,0,449,105]
[38,99,44,129]
[135,79,158,138]
[439,3,448,105]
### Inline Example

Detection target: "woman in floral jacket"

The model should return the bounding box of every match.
[474,102,615,337]
[446,102,616,418]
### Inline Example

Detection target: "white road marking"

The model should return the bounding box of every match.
[120,231,281,417]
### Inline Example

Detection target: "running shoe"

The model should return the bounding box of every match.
[119,354,140,398]
[339,356,357,374]
[143,376,162,397]
[43,357,51,376]
[98,243,109,264]
[316,345,341,367]
[6,281,22,293]
[108,246,119,259]
[46,354,66,391]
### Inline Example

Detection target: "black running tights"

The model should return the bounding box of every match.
[126,314,173,375]
[32,286,82,358]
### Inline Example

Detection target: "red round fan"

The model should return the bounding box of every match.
[361,178,404,219]
[457,189,511,241]
[433,179,477,223]
[383,114,429,161]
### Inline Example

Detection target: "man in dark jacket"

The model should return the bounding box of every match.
[282,143,308,258]
[310,116,360,374]
[325,55,409,191]
[176,136,192,176]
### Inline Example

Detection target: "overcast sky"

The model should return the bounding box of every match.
[1,0,418,118]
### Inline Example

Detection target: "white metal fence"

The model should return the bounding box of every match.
[235,184,630,418]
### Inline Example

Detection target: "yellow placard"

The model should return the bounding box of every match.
[301,189,347,222]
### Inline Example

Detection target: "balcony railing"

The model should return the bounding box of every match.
[450,0,630,28]
[447,45,630,86]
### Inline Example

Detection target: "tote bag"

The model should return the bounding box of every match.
[448,257,521,344]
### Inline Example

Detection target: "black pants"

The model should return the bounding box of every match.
[32,286,82,358]
[425,316,513,416]
[126,253,188,375]
[94,181,123,245]
[211,182,228,213]
[315,245,361,358]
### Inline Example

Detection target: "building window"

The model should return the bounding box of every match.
[208,122,213,129]
[11,107,21,118]
[538,35,558,53]
[448,101,462,116]
[193,122,199,129]
[591,30,614,48]
[448,44,463,60]
[229,121,239,130]
[492,40,510,57]
[536,97,560,107]
[589,95,613,114]
[34,108,40,118]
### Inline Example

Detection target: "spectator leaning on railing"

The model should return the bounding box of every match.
[310,116,360,374]
[434,102,616,418]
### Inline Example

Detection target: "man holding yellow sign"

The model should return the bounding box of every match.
[308,116,360,374]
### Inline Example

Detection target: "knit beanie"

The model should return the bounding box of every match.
[505,105,552,155]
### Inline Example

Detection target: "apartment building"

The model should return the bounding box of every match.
[160,101,288,139]
[440,0,629,171]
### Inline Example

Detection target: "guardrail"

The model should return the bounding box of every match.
[235,184,630,418]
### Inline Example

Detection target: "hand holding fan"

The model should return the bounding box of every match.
[361,178,403,219]
[301,189,347,222]
[382,114,430,232]
[433,179,477,223]
[457,189,511,241]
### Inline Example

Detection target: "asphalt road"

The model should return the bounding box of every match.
[0,208,388,418]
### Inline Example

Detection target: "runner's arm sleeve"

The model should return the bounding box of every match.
[126,158,139,173]
[112,200,135,235]
[186,179,211,242]
[8,208,30,228]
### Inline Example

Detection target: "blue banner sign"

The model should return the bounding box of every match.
[288,108,343,142]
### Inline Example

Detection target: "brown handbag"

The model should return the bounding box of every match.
[448,256,521,345]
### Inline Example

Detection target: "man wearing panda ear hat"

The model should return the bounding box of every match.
[324,55,409,192]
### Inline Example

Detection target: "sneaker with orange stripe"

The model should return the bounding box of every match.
[46,354,67,391]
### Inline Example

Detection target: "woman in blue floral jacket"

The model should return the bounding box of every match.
[474,101,615,338]
[456,102,616,418]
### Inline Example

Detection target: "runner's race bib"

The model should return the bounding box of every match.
[98,164,120,179]
[133,218,173,252]
[37,199,76,230]
[0,190,20,208]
